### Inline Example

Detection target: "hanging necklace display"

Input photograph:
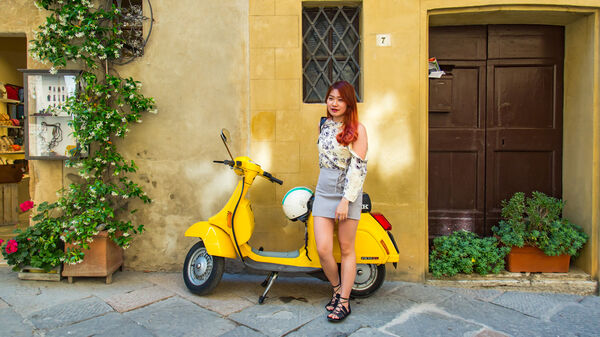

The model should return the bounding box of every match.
[39,122,63,156]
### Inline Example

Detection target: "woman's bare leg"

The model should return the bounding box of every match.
[313,216,340,288]
[329,218,358,318]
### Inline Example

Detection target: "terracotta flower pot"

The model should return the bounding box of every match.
[62,231,123,284]
[506,245,570,273]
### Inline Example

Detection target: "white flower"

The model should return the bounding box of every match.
[49,67,58,75]
[123,232,130,237]
[136,119,142,123]
[100,197,105,201]
[108,228,116,233]
[148,109,158,114]
[122,194,129,199]
[129,94,134,99]
[121,117,127,122]
[111,191,118,196]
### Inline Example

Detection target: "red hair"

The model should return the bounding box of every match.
[326,81,359,146]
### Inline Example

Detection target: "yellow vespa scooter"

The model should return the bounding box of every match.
[183,129,399,303]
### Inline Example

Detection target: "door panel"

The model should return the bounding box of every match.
[485,57,563,234]
[428,60,486,238]
[492,65,556,128]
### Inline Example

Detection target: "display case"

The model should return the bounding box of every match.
[21,69,85,160]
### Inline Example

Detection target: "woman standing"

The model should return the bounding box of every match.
[312,81,368,322]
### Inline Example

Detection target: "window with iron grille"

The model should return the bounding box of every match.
[302,6,361,103]
[113,0,147,59]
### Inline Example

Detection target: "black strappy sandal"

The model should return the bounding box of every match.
[327,296,351,322]
[325,284,341,312]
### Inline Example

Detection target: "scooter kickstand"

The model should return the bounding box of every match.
[258,272,278,304]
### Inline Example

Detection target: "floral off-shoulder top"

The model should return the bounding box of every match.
[317,118,368,203]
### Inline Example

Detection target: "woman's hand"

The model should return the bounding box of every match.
[335,198,350,222]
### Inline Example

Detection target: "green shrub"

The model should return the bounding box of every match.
[429,230,510,278]
[492,191,588,256]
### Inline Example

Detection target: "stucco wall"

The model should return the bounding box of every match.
[113,0,250,270]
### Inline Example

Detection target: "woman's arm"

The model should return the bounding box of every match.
[342,124,368,203]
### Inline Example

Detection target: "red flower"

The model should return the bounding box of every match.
[0,239,4,246]
[19,201,34,212]
[5,239,18,254]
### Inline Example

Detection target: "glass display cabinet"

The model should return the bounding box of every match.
[21,69,85,160]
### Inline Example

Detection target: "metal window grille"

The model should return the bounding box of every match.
[302,6,361,103]
[113,0,147,59]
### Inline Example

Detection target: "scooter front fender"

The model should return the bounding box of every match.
[184,221,237,259]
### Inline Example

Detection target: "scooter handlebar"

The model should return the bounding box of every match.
[213,160,235,166]
[263,171,283,185]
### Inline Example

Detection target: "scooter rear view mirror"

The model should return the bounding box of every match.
[220,128,234,161]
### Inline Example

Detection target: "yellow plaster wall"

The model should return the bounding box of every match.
[248,0,427,281]
[563,13,598,278]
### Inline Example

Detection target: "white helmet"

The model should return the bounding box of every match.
[282,187,314,220]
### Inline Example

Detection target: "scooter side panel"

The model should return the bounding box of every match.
[355,215,400,263]
[184,221,237,258]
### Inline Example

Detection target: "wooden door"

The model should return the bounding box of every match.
[428,25,564,240]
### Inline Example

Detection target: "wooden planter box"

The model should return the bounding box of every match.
[62,231,123,284]
[17,265,61,281]
[507,246,570,273]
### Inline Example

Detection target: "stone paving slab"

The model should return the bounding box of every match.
[68,270,155,300]
[490,291,582,319]
[442,287,504,302]
[580,295,600,308]
[219,326,268,337]
[228,299,321,336]
[385,311,483,337]
[385,281,454,304]
[549,303,600,337]
[124,296,236,337]
[473,329,510,337]
[0,307,34,337]
[348,327,391,336]
[438,294,578,337]
[286,313,364,337]
[26,296,114,330]
[105,285,175,312]
[46,311,154,337]
[146,272,256,316]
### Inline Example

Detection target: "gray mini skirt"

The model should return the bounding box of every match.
[312,167,362,220]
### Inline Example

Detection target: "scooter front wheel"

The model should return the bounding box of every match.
[183,240,224,295]
[351,264,386,298]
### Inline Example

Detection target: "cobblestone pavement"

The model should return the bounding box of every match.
[1,267,598,337]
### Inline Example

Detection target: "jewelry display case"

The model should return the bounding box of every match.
[21,69,85,160]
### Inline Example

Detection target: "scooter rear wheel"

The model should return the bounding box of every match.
[183,240,224,295]
[351,264,386,298]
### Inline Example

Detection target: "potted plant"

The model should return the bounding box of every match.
[0,201,64,280]
[1,0,155,281]
[492,191,588,272]
[429,230,510,278]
